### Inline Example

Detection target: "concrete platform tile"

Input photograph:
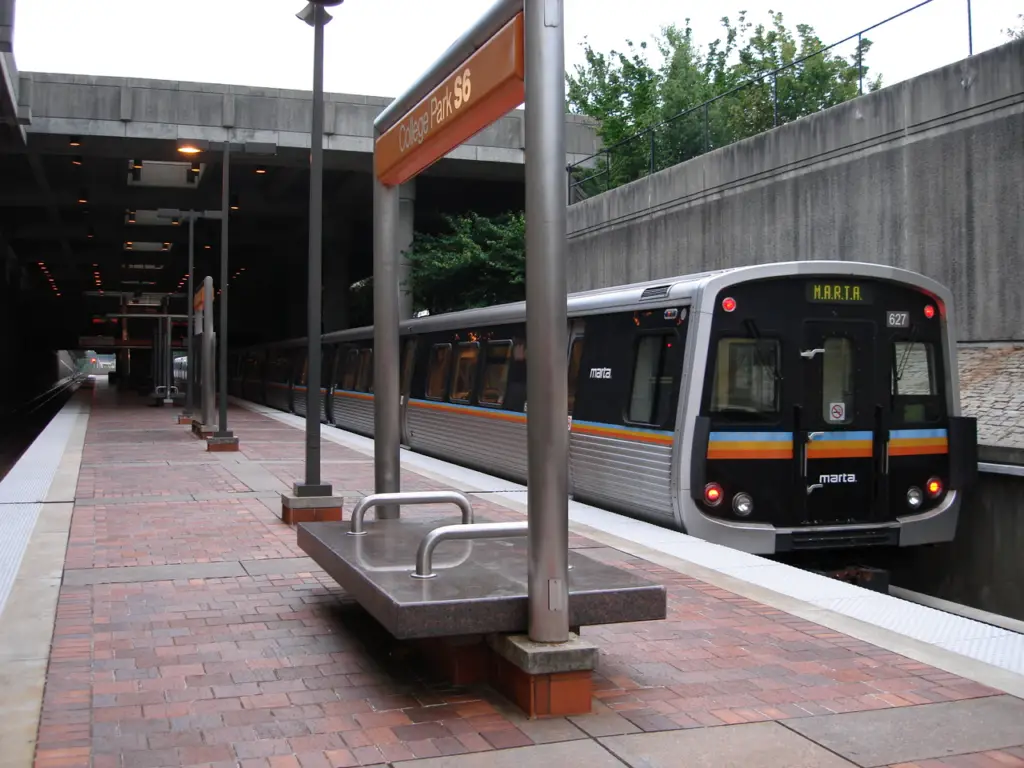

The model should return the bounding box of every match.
[397,739,627,767]
[601,721,858,767]
[783,695,1024,767]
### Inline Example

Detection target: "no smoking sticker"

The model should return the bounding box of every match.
[829,402,846,422]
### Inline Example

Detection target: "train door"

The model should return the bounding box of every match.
[798,320,879,524]
[399,337,417,446]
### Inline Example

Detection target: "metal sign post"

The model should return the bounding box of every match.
[196,276,216,432]
[182,213,195,419]
[371,0,569,643]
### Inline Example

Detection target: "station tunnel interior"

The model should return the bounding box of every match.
[0,128,528,402]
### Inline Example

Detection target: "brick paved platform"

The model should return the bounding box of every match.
[3,382,1024,768]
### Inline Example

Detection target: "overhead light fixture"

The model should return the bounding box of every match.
[204,244,211,250]
[172,217,180,226]
[72,156,83,166]
[69,136,81,147]
[87,227,95,240]
[190,161,200,174]
[132,158,142,170]
[255,166,267,175]
[127,210,136,223]
[77,189,89,204]
[229,193,239,211]
[177,139,208,155]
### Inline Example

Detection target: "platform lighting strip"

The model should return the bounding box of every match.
[92,262,104,295]
[37,261,60,297]
[176,271,189,291]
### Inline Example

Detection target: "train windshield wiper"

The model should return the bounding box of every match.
[744,319,782,383]
[894,325,919,389]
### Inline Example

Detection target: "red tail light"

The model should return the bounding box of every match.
[924,304,936,319]
[704,482,723,506]
[926,477,943,498]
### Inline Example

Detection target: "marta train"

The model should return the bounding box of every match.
[226,261,977,555]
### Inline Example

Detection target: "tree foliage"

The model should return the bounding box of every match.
[1007,14,1024,40]
[567,12,883,192]
[406,211,526,315]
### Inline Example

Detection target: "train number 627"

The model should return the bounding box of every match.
[886,311,909,328]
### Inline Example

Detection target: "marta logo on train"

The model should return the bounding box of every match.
[820,474,857,483]
[589,367,612,379]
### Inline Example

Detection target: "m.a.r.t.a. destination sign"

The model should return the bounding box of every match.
[374,13,524,187]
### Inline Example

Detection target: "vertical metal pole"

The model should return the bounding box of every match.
[772,74,778,127]
[703,103,709,154]
[524,0,569,644]
[372,173,401,519]
[857,33,863,95]
[202,276,215,427]
[299,2,331,496]
[164,314,173,403]
[966,0,973,56]
[216,142,232,438]
[184,213,195,415]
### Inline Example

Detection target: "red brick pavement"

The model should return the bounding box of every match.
[65,499,304,569]
[76,464,251,499]
[31,393,1013,767]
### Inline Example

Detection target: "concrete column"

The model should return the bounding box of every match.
[397,180,416,320]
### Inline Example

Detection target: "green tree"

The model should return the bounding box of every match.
[566,11,882,196]
[1007,14,1024,40]
[406,211,526,315]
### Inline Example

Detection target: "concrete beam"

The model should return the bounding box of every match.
[21,72,599,166]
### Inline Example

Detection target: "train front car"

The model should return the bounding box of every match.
[682,262,978,556]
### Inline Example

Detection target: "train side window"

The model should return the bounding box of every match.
[479,341,513,406]
[821,337,854,425]
[892,342,936,396]
[426,344,452,400]
[710,338,780,415]
[356,349,373,393]
[450,342,480,404]
[567,338,584,413]
[340,349,359,390]
[627,334,673,425]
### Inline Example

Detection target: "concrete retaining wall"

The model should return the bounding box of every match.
[892,465,1024,622]
[567,39,1024,343]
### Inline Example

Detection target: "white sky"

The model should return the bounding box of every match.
[12,0,1022,101]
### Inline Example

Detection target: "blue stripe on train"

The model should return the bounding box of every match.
[890,428,948,439]
[813,431,873,441]
[708,431,793,441]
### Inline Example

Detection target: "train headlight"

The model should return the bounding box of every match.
[703,483,723,507]
[732,492,754,517]
[907,487,923,509]
[926,477,943,498]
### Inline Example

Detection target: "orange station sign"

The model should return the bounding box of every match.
[374,13,525,187]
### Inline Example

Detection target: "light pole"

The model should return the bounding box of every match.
[158,207,223,424]
[294,0,342,498]
[215,140,233,444]
[176,139,275,449]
